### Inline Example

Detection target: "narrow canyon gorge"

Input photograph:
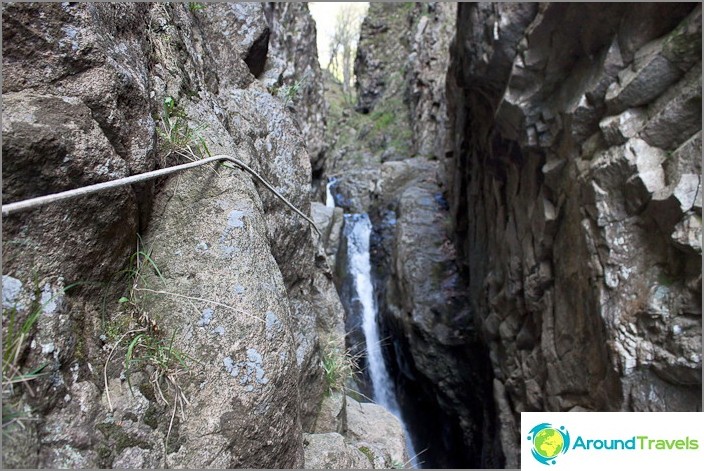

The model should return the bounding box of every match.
[2,2,701,469]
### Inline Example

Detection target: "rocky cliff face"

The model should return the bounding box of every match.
[2,3,406,469]
[405,3,455,160]
[328,3,503,468]
[446,3,702,466]
[265,2,328,177]
[331,2,702,469]
[4,2,700,470]
[366,4,504,469]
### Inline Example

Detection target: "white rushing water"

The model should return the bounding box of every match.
[325,177,336,208]
[344,213,419,467]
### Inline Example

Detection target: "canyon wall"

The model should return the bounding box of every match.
[333,3,701,468]
[328,3,503,468]
[446,3,702,466]
[3,2,701,469]
[265,2,328,176]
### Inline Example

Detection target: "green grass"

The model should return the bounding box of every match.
[102,242,192,450]
[372,110,395,131]
[188,2,205,12]
[320,339,359,394]
[277,77,306,106]
[124,330,188,392]
[358,445,375,465]
[324,66,414,162]
[156,96,211,164]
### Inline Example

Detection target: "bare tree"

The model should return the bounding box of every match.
[326,4,366,98]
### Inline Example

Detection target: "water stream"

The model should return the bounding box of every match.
[343,213,419,468]
[325,177,336,208]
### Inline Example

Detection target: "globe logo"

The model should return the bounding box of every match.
[527,423,571,465]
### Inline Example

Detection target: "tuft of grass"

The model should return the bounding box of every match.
[372,110,394,131]
[100,234,163,336]
[277,77,306,106]
[102,241,195,456]
[123,328,191,407]
[188,2,205,12]
[320,339,359,394]
[157,96,211,164]
[358,445,375,465]
[104,323,191,458]
[124,329,188,388]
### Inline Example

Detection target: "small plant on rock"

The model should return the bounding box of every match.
[277,77,306,106]
[157,96,211,164]
[358,446,376,465]
[102,239,192,449]
[320,338,359,394]
[123,323,190,411]
[2,304,45,433]
[188,2,206,13]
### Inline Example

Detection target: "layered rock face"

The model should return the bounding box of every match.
[1,2,369,468]
[447,3,702,466]
[354,3,414,114]
[334,2,702,469]
[5,2,700,470]
[405,3,455,159]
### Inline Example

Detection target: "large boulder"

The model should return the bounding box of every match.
[303,432,370,469]
[135,163,303,468]
[345,396,409,466]
[305,394,410,469]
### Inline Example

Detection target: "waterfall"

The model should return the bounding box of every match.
[345,213,398,410]
[325,177,336,208]
[344,213,419,468]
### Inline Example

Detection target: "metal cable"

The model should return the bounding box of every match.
[1,154,322,236]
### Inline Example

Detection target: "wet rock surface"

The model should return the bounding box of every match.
[372,158,501,468]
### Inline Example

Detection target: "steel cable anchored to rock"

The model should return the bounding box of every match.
[1,154,322,237]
